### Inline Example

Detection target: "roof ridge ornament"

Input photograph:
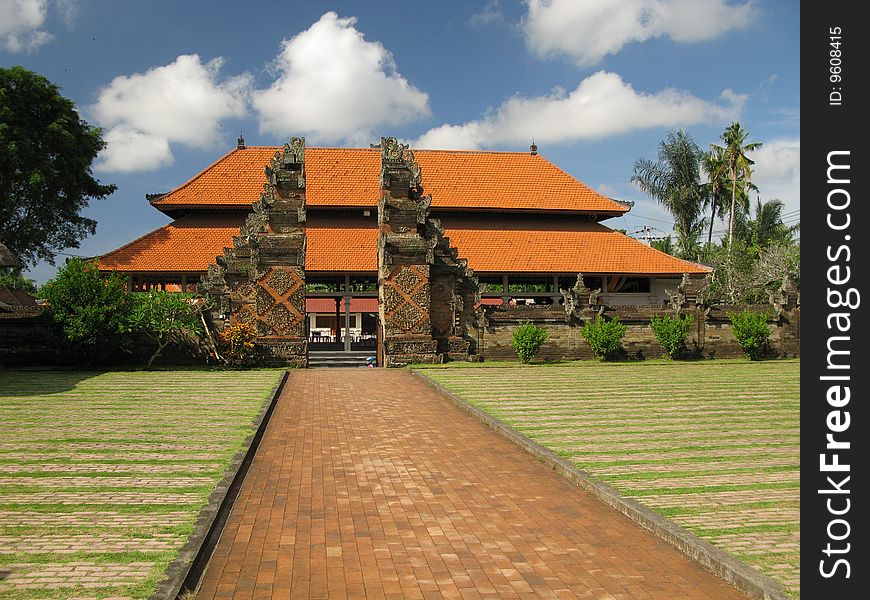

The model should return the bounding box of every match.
[379,137,422,192]
[265,137,305,190]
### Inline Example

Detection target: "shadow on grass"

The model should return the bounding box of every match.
[0,369,103,396]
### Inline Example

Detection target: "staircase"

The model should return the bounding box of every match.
[307,351,376,368]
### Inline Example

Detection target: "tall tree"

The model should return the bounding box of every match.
[0,66,116,267]
[631,130,705,259]
[742,198,799,249]
[712,122,761,248]
[701,146,727,246]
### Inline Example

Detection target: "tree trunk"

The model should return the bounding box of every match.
[727,167,737,248]
[706,196,716,245]
[147,337,170,367]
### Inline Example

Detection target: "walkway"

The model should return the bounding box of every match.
[196,369,747,599]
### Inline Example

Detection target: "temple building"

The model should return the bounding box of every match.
[98,138,708,361]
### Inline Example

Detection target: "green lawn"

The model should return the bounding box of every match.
[0,369,284,599]
[416,359,800,598]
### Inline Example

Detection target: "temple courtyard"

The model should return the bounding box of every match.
[0,361,799,599]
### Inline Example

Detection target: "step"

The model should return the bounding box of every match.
[307,351,376,368]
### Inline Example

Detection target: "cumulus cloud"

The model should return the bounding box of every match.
[92,54,251,172]
[251,12,430,145]
[523,0,757,66]
[414,71,745,150]
[0,0,53,52]
[748,138,800,218]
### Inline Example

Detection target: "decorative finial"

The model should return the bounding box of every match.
[530,139,538,155]
[237,133,246,149]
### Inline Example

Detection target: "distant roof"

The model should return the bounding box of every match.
[0,287,38,308]
[0,243,22,268]
[149,146,629,217]
[97,214,708,276]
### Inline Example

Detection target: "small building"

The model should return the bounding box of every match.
[98,141,709,358]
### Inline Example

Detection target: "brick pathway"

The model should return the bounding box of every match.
[196,370,748,599]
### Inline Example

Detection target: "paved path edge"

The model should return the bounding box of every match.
[410,368,789,600]
[150,369,290,600]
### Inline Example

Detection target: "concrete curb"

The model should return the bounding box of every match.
[410,369,789,600]
[150,370,290,600]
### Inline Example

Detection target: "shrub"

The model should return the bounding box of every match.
[511,321,549,363]
[38,258,132,361]
[581,317,627,360]
[650,314,694,358]
[218,321,258,366]
[126,291,205,366]
[729,310,771,360]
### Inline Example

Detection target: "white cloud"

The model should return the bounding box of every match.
[748,138,800,218]
[468,0,506,27]
[414,71,744,150]
[523,0,757,66]
[0,0,52,52]
[251,12,430,145]
[92,54,251,172]
[97,127,173,173]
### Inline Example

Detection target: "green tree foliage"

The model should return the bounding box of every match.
[712,122,762,248]
[126,291,205,366]
[581,317,627,361]
[737,199,798,249]
[631,130,705,260]
[729,310,771,360]
[0,268,37,292]
[651,235,675,255]
[1,66,116,266]
[511,321,549,363]
[650,314,694,358]
[38,258,131,360]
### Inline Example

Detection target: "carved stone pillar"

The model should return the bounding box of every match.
[200,138,308,367]
[376,137,479,366]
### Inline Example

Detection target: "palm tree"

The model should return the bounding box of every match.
[712,122,762,248]
[701,146,727,246]
[745,198,799,249]
[631,130,705,260]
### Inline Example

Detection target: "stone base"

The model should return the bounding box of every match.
[383,353,442,368]
[256,338,308,367]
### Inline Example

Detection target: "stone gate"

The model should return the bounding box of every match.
[199,138,308,367]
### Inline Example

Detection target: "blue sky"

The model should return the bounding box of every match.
[2,0,799,284]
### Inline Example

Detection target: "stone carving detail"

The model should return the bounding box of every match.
[666,272,711,311]
[377,137,479,366]
[200,138,308,367]
[560,274,600,320]
[768,274,799,318]
[381,265,430,336]
[255,267,305,336]
[380,137,422,192]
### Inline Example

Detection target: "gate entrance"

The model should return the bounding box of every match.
[306,275,378,353]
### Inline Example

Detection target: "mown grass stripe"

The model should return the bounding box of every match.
[0,368,283,599]
[417,359,800,599]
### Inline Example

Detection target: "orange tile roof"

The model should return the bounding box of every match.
[442,217,710,275]
[97,214,241,273]
[150,146,628,215]
[98,215,707,276]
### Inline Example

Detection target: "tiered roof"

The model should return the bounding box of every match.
[98,145,709,276]
[98,214,708,275]
[149,147,630,216]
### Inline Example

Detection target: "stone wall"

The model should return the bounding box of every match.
[0,309,58,366]
[471,302,800,361]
